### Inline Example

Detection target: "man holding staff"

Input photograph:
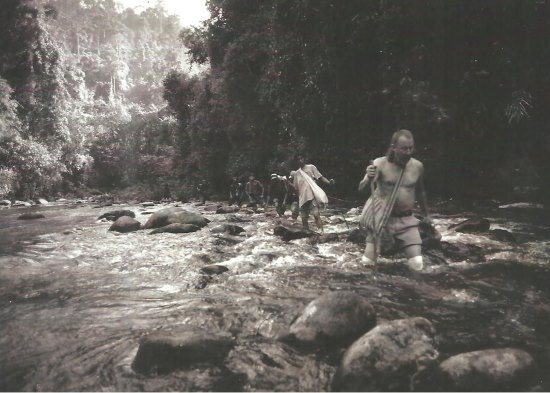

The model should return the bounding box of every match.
[358,129,432,271]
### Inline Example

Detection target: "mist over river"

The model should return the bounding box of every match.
[1,200,550,391]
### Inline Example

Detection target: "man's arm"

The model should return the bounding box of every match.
[358,159,379,193]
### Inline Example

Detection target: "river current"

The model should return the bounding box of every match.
[0,200,549,391]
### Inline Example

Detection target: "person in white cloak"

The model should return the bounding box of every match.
[291,155,334,231]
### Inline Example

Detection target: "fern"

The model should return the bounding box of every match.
[505,90,532,124]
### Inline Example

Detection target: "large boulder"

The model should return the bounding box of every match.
[109,216,141,233]
[132,329,235,375]
[332,317,439,392]
[143,207,210,229]
[287,291,376,349]
[97,209,135,221]
[149,223,201,234]
[438,348,535,391]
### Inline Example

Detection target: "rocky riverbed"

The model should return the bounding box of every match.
[0,199,549,391]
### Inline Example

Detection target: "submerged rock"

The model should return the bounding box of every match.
[274,225,316,241]
[346,228,366,245]
[449,217,491,233]
[438,348,535,391]
[143,207,210,229]
[332,317,439,392]
[97,209,135,221]
[216,206,240,214]
[17,213,45,220]
[489,228,518,243]
[287,291,376,349]
[108,216,141,233]
[200,265,229,275]
[149,223,201,234]
[210,224,245,236]
[132,329,235,375]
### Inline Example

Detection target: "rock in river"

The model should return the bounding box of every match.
[143,207,210,229]
[332,317,439,392]
[287,291,376,349]
[97,209,135,221]
[132,329,235,375]
[149,223,201,234]
[108,216,141,233]
[437,348,535,391]
[17,213,45,220]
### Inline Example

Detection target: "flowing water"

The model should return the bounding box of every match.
[1,200,549,391]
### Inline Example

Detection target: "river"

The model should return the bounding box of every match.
[0,200,549,391]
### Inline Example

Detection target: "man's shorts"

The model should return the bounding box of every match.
[366,215,422,249]
[300,199,319,215]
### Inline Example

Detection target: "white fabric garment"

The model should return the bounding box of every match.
[294,167,328,208]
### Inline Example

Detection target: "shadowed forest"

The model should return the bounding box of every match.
[1,0,550,204]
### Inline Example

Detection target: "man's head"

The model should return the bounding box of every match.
[387,129,415,165]
[249,175,255,181]
[295,154,306,169]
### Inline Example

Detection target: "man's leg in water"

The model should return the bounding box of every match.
[362,241,377,266]
[300,201,311,229]
[311,203,323,232]
[404,244,423,271]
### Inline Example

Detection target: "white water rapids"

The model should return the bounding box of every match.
[0,200,549,391]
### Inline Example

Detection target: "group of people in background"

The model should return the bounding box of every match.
[195,130,433,272]
[223,155,335,231]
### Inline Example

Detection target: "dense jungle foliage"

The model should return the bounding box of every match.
[1,0,550,203]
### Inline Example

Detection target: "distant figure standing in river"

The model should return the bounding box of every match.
[358,129,432,271]
[292,155,334,231]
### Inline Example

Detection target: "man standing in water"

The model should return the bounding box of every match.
[293,155,334,231]
[358,129,431,271]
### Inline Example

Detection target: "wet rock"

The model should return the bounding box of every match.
[210,224,245,236]
[346,228,366,245]
[212,235,244,245]
[13,200,32,207]
[0,199,11,206]
[489,229,517,243]
[309,233,340,244]
[149,223,201,234]
[419,218,442,248]
[36,198,49,205]
[108,216,141,233]
[143,207,210,229]
[204,204,221,212]
[439,241,485,262]
[200,265,229,275]
[449,217,491,233]
[216,206,240,214]
[97,209,135,221]
[286,291,376,348]
[141,201,155,207]
[132,329,235,375]
[17,213,45,220]
[438,348,535,391]
[332,317,439,392]
[274,225,316,241]
[227,214,252,223]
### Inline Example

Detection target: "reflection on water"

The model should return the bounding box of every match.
[1,201,550,391]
